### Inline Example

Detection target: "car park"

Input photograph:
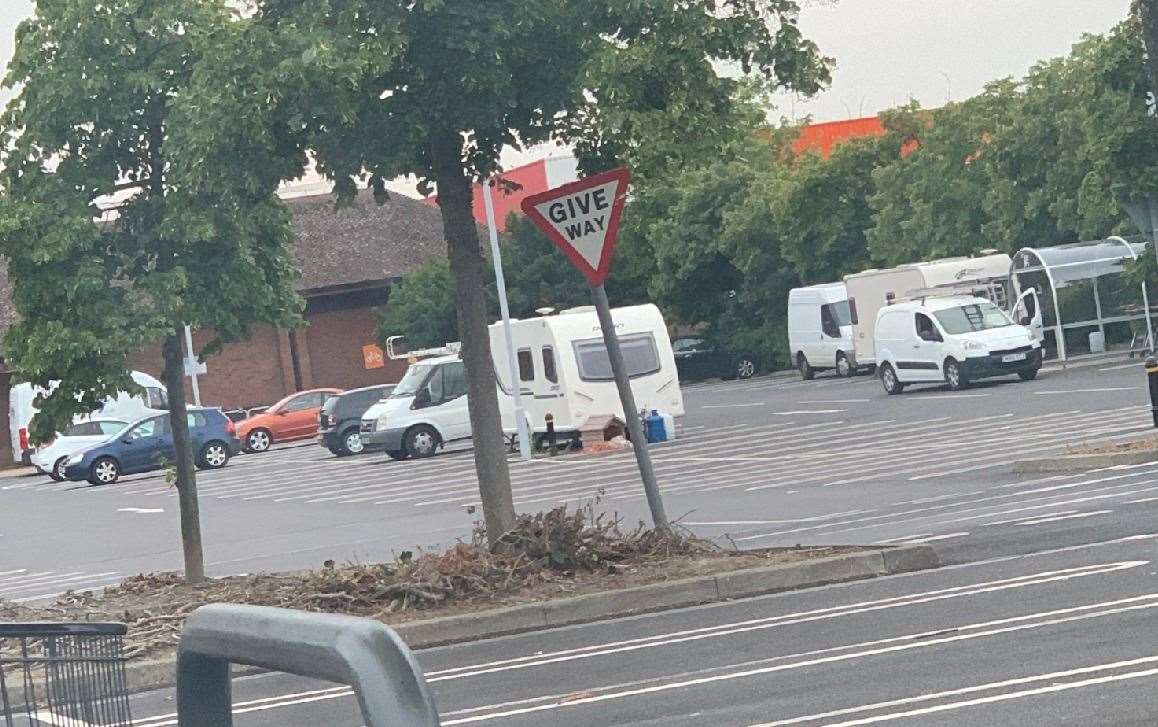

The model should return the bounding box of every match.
[672,337,760,382]
[31,417,130,481]
[874,295,1042,394]
[787,282,856,379]
[62,408,240,486]
[236,388,341,453]
[318,384,394,456]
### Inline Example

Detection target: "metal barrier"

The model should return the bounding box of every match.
[1,622,133,727]
[176,604,439,727]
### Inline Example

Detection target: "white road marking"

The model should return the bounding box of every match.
[117,507,164,514]
[748,655,1158,726]
[798,399,869,404]
[1018,509,1112,526]
[900,531,970,543]
[1035,387,1138,395]
[700,402,768,409]
[908,393,990,399]
[774,409,845,415]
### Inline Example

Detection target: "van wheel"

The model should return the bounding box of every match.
[797,354,814,381]
[880,363,905,395]
[404,425,441,459]
[836,352,854,378]
[945,358,970,391]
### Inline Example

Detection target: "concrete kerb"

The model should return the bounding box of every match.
[1013,449,1158,473]
[118,544,939,694]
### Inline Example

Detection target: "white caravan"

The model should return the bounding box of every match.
[875,295,1042,394]
[360,304,684,459]
[787,282,856,379]
[843,254,1028,368]
[9,370,169,464]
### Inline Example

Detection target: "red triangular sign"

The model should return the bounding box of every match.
[520,167,631,287]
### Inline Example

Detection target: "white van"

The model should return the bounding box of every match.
[845,254,1016,369]
[9,370,168,464]
[361,304,684,459]
[874,296,1042,394]
[787,283,856,379]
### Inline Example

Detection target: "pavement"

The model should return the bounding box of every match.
[5,358,1158,724]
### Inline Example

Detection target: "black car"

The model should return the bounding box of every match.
[318,384,395,456]
[672,337,759,382]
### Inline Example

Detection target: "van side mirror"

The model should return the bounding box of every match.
[413,389,432,409]
[1018,315,1031,326]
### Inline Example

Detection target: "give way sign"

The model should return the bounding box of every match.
[520,167,631,287]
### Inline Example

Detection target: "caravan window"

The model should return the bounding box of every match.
[517,349,535,382]
[145,386,169,410]
[574,334,661,382]
[542,347,558,383]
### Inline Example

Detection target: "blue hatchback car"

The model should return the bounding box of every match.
[64,408,241,485]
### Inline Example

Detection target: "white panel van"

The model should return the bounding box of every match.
[874,296,1042,394]
[787,283,856,379]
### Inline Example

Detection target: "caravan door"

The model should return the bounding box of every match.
[1010,288,1044,346]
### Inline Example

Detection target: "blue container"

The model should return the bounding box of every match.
[644,409,667,443]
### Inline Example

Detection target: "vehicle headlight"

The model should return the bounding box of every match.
[66,452,86,465]
[962,340,986,351]
[376,412,389,429]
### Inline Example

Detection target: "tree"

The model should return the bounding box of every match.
[0,0,303,582]
[376,258,460,351]
[181,0,831,543]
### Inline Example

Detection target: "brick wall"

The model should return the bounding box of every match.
[303,307,408,390]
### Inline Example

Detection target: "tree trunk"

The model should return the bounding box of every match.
[428,130,516,546]
[162,330,206,583]
[1142,0,1158,102]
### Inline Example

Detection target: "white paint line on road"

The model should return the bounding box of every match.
[908,393,990,399]
[439,593,1158,724]
[749,655,1158,727]
[1018,509,1112,526]
[1035,387,1138,395]
[902,531,970,544]
[1100,361,1144,371]
[798,399,869,404]
[873,533,932,544]
[775,409,845,415]
[1124,496,1158,504]
[700,402,768,409]
[117,507,164,514]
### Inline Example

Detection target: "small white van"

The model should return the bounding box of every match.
[787,283,856,379]
[874,296,1042,394]
[361,304,684,459]
[9,370,169,464]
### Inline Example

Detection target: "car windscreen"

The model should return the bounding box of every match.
[934,302,1014,335]
[829,300,852,327]
[391,364,433,398]
[574,334,661,381]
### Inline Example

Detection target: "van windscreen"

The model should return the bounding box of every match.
[574,334,661,382]
[392,363,433,397]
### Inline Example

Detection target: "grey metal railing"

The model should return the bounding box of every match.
[176,604,439,727]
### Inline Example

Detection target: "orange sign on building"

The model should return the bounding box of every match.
[362,343,386,370]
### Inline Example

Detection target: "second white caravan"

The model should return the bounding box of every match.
[361,304,684,459]
[787,283,856,379]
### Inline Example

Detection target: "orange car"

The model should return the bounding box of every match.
[237,388,342,453]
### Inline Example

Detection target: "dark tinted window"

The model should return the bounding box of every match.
[443,361,467,399]
[64,421,101,436]
[672,338,703,353]
[517,349,535,381]
[284,393,322,412]
[543,347,558,384]
[345,388,387,413]
[187,411,209,428]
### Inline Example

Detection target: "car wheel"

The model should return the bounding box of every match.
[404,425,441,459]
[1018,367,1040,381]
[735,356,757,380]
[198,441,231,470]
[836,352,854,378]
[944,358,970,391]
[880,363,905,395]
[797,353,815,381]
[88,457,120,486]
[50,457,68,482]
[337,428,364,456]
[245,428,272,453]
[386,450,409,461]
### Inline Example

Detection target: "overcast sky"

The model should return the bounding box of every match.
[0,0,1135,194]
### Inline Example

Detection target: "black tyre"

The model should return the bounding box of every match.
[798,353,815,381]
[836,352,854,378]
[50,456,68,482]
[404,425,441,459]
[880,363,905,395]
[944,358,970,391]
[88,456,120,486]
[197,440,231,470]
[735,356,758,380]
[1018,367,1040,381]
[245,428,273,453]
[386,450,409,461]
[335,427,365,457]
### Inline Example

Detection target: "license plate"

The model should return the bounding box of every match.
[1001,352,1027,363]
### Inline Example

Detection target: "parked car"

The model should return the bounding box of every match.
[236,388,342,453]
[874,295,1042,395]
[671,337,759,382]
[318,385,395,456]
[31,417,131,481]
[62,408,240,486]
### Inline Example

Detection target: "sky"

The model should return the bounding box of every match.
[0,0,1135,196]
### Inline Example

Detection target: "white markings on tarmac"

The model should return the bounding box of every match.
[1035,387,1138,395]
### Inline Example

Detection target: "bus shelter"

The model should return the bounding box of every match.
[1011,237,1153,361]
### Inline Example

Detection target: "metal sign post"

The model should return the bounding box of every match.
[483,179,532,461]
[183,325,202,407]
[521,167,668,529]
